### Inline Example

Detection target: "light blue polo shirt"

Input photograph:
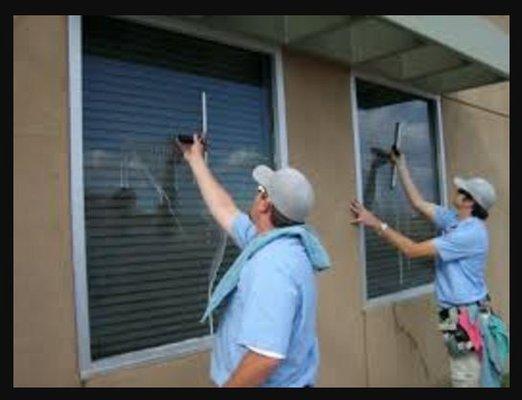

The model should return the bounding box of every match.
[432,206,489,308]
[210,212,319,387]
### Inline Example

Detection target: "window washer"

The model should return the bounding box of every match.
[349,148,508,387]
[177,134,331,387]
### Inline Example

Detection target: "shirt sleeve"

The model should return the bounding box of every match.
[433,205,458,231]
[246,345,285,359]
[230,212,257,250]
[236,254,298,359]
[433,225,484,262]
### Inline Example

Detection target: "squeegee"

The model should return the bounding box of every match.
[390,122,404,189]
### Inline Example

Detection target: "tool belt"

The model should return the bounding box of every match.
[438,295,491,357]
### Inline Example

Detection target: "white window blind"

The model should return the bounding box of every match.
[82,16,275,360]
[354,78,441,299]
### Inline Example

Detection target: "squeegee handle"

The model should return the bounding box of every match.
[201,91,208,163]
[391,123,404,189]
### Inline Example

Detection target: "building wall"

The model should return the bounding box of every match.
[441,95,510,324]
[84,352,212,387]
[13,15,509,387]
[13,15,79,386]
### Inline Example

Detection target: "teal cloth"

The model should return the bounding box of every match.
[467,305,510,387]
[201,225,331,323]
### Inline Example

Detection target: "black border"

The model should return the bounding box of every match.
[7,10,514,399]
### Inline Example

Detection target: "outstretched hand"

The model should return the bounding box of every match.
[175,133,206,164]
[389,146,405,167]
[349,199,380,229]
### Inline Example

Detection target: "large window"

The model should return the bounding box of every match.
[353,78,443,301]
[80,17,276,361]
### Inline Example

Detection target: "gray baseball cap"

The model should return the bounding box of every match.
[252,165,315,223]
[454,176,496,211]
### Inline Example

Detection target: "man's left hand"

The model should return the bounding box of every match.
[350,199,381,229]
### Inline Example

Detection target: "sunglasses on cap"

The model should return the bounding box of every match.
[257,185,268,197]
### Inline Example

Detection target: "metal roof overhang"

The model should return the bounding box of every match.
[153,15,509,94]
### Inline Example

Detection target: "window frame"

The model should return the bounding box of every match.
[68,15,289,380]
[349,70,448,309]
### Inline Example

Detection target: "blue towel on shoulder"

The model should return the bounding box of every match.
[201,225,331,322]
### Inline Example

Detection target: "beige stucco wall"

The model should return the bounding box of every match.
[14,15,79,386]
[441,94,510,325]
[13,15,509,387]
[446,82,509,117]
[85,352,212,387]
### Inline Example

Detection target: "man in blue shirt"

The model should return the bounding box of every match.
[178,135,328,387]
[350,150,497,387]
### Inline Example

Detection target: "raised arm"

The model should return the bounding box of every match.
[392,151,437,222]
[177,134,239,234]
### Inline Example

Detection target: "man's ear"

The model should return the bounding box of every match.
[260,198,272,213]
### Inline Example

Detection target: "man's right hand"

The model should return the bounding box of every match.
[390,147,406,169]
[174,132,239,234]
[388,149,437,222]
[176,133,206,164]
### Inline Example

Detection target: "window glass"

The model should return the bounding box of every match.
[82,16,275,359]
[355,78,440,299]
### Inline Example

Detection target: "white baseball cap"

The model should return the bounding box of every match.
[454,176,496,211]
[252,165,315,223]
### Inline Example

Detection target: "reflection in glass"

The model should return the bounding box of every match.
[356,78,440,299]
[82,16,274,359]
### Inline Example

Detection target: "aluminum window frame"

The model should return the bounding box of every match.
[349,69,448,309]
[68,15,289,380]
